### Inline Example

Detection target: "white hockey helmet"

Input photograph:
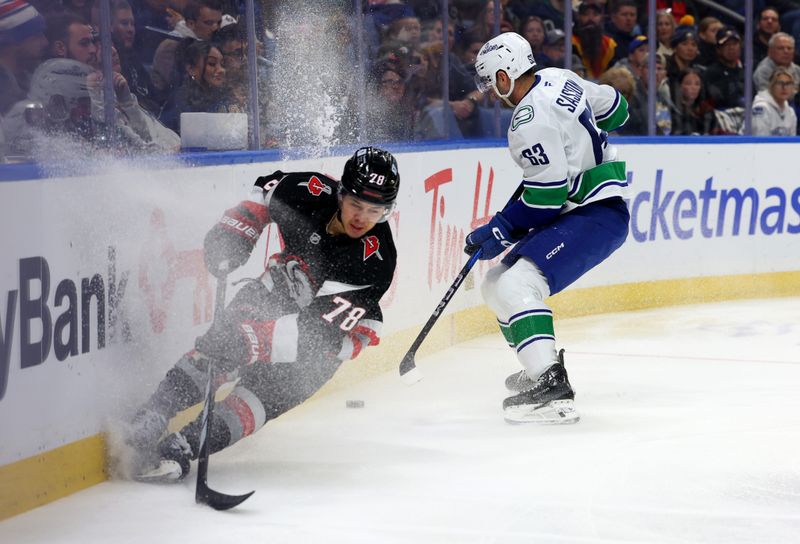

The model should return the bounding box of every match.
[474,32,536,104]
[27,58,92,122]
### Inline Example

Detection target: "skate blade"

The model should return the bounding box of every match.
[134,460,185,484]
[504,399,580,425]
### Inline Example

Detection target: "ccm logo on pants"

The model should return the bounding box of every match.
[546,242,565,260]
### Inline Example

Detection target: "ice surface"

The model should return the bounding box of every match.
[2,298,799,543]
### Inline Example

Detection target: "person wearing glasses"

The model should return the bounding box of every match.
[752,66,798,135]
[367,62,414,142]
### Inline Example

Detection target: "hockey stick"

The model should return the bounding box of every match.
[398,182,525,385]
[195,274,255,510]
[398,249,483,384]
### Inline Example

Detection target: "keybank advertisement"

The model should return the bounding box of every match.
[0,142,798,464]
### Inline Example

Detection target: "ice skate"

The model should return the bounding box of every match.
[503,350,580,424]
[134,432,193,483]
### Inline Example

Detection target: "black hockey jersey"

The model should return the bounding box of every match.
[257,171,397,361]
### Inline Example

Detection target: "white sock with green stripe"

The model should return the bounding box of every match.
[498,306,558,380]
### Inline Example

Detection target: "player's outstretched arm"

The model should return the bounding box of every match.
[203,172,285,277]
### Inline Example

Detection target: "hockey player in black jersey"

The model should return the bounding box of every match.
[123,147,400,482]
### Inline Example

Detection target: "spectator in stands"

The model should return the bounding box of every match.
[752,66,798,135]
[464,0,515,45]
[181,0,223,40]
[214,22,247,106]
[132,0,171,64]
[422,16,455,51]
[458,37,485,68]
[605,0,638,61]
[363,1,415,60]
[519,15,545,59]
[616,34,648,78]
[384,10,422,47]
[45,11,96,65]
[0,0,47,115]
[151,0,223,101]
[622,46,674,135]
[109,0,160,114]
[704,26,745,110]
[753,32,800,91]
[665,24,700,87]
[414,39,483,139]
[165,0,186,31]
[654,53,674,134]
[615,35,647,133]
[160,39,235,132]
[366,62,414,141]
[528,0,566,30]
[656,9,676,56]
[572,0,618,80]
[754,7,781,66]
[85,44,180,151]
[539,28,566,68]
[696,16,723,68]
[670,67,716,135]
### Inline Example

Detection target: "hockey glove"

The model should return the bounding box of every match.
[203,201,269,277]
[464,212,518,260]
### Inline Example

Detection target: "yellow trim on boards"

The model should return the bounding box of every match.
[0,435,106,522]
[1,271,798,521]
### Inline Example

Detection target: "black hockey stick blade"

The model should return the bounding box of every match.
[196,479,255,511]
[398,350,423,385]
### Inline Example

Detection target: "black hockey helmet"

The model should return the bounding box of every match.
[340,146,400,207]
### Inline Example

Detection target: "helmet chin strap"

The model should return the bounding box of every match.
[493,72,517,108]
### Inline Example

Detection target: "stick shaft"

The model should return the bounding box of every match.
[399,182,524,378]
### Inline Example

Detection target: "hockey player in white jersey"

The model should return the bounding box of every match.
[466,32,630,424]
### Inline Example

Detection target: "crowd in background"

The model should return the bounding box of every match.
[0,0,798,160]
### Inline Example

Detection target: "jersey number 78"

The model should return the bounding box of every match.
[322,296,366,331]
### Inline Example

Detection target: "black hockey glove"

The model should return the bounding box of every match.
[204,201,269,278]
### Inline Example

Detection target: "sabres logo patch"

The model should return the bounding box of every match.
[362,236,382,261]
[300,175,332,196]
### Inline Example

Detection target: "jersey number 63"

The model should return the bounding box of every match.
[521,143,550,166]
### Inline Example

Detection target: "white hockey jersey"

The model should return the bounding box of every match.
[503,67,630,231]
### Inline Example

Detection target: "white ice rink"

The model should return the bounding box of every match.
[2,297,799,544]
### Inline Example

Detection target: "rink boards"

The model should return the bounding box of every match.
[1,140,799,519]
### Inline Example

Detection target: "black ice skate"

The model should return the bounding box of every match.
[134,432,193,483]
[502,350,579,424]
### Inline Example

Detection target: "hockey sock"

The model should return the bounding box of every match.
[500,308,558,378]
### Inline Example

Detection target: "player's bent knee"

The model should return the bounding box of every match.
[491,259,550,314]
[481,263,509,316]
